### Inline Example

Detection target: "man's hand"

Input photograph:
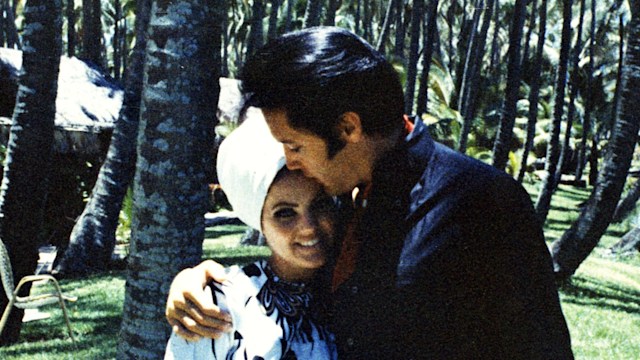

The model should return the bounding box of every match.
[165,260,233,341]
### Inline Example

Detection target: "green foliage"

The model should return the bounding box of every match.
[115,187,133,245]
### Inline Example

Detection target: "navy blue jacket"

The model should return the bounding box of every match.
[331,119,573,359]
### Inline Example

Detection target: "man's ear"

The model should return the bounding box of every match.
[338,112,364,143]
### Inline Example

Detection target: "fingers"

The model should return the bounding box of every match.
[167,307,231,340]
[183,288,233,324]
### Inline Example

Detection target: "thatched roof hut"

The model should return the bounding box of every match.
[0,48,122,155]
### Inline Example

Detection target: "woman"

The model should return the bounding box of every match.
[165,110,339,359]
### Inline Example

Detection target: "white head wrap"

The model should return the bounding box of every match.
[216,108,286,231]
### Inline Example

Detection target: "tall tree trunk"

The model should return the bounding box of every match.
[491,0,527,170]
[246,0,265,57]
[517,0,547,183]
[0,0,62,345]
[575,0,596,185]
[354,0,361,34]
[221,0,229,76]
[67,0,76,56]
[284,0,294,32]
[113,0,122,80]
[404,0,424,115]
[268,0,281,40]
[457,0,483,118]
[555,0,586,187]
[82,0,103,67]
[459,0,495,153]
[551,0,640,281]
[612,178,640,223]
[415,0,440,116]
[303,0,323,28]
[377,0,396,52]
[117,0,221,357]
[325,0,339,26]
[55,0,152,276]
[533,0,573,221]
[521,0,537,72]
[488,4,501,78]
[609,226,640,256]
[2,0,20,49]
[393,0,406,59]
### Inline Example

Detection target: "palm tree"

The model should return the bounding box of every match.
[82,0,103,67]
[55,0,152,276]
[415,0,441,116]
[0,0,62,345]
[551,0,640,281]
[66,0,76,56]
[303,0,323,28]
[491,0,527,170]
[404,0,425,115]
[117,0,222,357]
[517,0,548,183]
[534,0,573,222]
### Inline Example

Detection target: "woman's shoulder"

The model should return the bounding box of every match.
[210,260,269,300]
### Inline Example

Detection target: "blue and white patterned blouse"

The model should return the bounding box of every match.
[165,259,337,360]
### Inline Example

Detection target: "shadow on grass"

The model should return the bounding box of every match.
[559,275,640,315]
[205,226,246,239]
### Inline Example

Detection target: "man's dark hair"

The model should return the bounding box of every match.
[240,26,405,157]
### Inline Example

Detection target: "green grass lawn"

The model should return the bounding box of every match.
[1,184,639,359]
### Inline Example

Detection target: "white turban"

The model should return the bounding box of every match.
[216,108,286,231]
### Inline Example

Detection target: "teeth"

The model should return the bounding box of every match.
[299,239,320,247]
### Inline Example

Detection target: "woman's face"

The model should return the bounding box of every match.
[261,170,337,282]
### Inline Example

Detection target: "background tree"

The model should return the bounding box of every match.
[303,0,323,28]
[574,0,597,185]
[551,0,640,281]
[534,0,573,222]
[67,0,77,56]
[55,0,152,276]
[82,0,103,67]
[517,0,548,183]
[117,0,221,357]
[492,0,527,170]
[404,0,424,114]
[415,0,440,116]
[0,0,62,345]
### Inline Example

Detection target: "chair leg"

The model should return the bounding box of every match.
[0,296,17,338]
[57,297,75,343]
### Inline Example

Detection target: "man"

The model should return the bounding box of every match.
[166,27,573,359]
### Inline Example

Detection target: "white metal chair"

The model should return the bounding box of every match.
[0,238,77,343]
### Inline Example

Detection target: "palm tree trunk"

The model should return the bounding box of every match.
[303,0,323,28]
[491,0,527,170]
[534,0,573,222]
[67,0,76,56]
[113,0,122,80]
[0,0,62,345]
[55,0,152,276]
[551,1,640,280]
[459,0,495,153]
[394,0,406,59]
[404,0,424,115]
[268,0,281,40]
[325,0,339,26]
[246,0,265,56]
[575,0,596,185]
[376,0,397,52]
[416,0,440,116]
[555,0,586,187]
[612,178,640,223]
[517,0,547,183]
[82,0,103,67]
[117,0,221,357]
